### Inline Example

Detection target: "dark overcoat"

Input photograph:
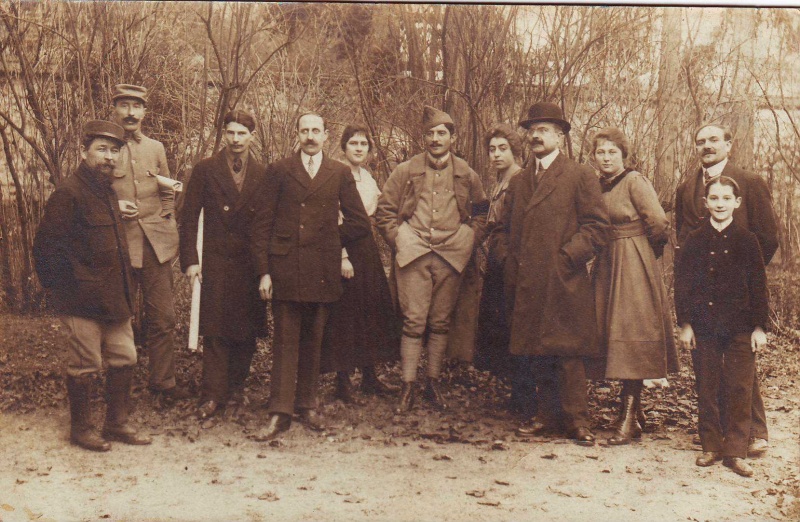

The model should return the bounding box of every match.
[179,150,268,341]
[33,163,134,322]
[255,153,371,303]
[492,152,610,357]
[675,162,779,264]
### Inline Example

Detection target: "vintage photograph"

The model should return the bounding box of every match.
[0,1,798,520]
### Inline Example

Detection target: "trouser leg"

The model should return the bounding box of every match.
[294,303,330,411]
[139,241,177,390]
[228,337,257,394]
[268,301,303,415]
[695,338,724,453]
[396,255,434,382]
[749,367,768,441]
[400,335,424,382]
[511,355,537,416]
[722,335,755,458]
[532,356,563,428]
[557,356,590,430]
[202,337,230,404]
[426,254,463,379]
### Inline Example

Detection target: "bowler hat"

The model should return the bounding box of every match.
[112,84,148,104]
[83,120,126,146]
[518,102,571,133]
[422,105,455,133]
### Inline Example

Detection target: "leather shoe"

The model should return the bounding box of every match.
[692,434,702,445]
[747,438,768,457]
[360,367,399,396]
[296,409,325,431]
[570,427,595,446]
[723,457,754,477]
[152,386,192,402]
[395,382,416,414]
[253,413,291,442]
[102,424,152,445]
[422,377,448,410]
[334,373,365,405]
[515,419,548,437]
[695,451,722,467]
[197,400,219,420]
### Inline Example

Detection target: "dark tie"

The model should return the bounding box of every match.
[233,157,243,173]
[703,169,712,185]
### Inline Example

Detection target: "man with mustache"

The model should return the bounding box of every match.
[253,112,371,440]
[110,84,187,402]
[375,106,488,413]
[675,123,779,458]
[491,102,609,445]
[34,121,152,451]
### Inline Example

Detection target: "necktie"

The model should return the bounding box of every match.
[233,157,243,173]
[307,155,315,178]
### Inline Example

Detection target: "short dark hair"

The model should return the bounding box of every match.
[484,123,523,158]
[592,127,630,159]
[340,124,373,152]
[222,110,256,132]
[705,175,741,198]
[694,124,732,143]
[297,112,326,131]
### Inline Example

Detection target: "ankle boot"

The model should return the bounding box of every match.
[103,366,152,445]
[334,371,364,405]
[360,366,398,396]
[422,377,448,410]
[395,382,416,413]
[607,381,642,446]
[66,375,110,452]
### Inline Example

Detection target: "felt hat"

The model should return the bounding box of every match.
[422,105,454,133]
[83,120,126,146]
[518,102,571,133]
[112,84,148,105]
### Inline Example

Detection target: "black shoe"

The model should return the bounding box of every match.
[422,377,448,410]
[515,419,549,437]
[696,451,721,467]
[102,423,153,445]
[360,367,399,396]
[395,382,416,413]
[723,457,753,477]
[152,386,192,401]
[296,408,326,431]
[253,413,292,441]
[334,372,365,405]
[197,400,219,420]
[570,427,595,446]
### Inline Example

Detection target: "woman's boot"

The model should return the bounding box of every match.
[607,380,643,446]
[360,366,398,396]
[335,371,364,405]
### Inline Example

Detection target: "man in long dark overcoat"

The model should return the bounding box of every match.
[492,102,609,445]
[674,123,779,458]
[179,110,268,420]
[253,112,371,441]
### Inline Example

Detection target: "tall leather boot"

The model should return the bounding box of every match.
[395,382,416,413]
[423,377,448,410]
[66,374,110,452]
[607,380,643,446]
[103,366,152,445]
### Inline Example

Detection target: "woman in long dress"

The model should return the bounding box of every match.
[590,127,679,445]
[319,124,400,402]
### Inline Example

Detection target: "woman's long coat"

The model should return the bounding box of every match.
[491,152,610,357]
[179,151,268,341]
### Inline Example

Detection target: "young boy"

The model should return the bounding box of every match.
[675,176,769,478]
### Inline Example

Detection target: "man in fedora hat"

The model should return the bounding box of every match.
[491,102,609,445]
[110,83,187,402]
[375,105,488,413]
[34,120,153,451]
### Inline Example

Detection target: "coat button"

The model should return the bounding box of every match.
[301,203,306,207]
[708,302,713,306]
[300,224,304,229]
[710,251,715,255]
[223,205,230,211]
[724,250,729,253]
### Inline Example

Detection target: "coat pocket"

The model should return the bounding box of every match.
[269,231,293,256]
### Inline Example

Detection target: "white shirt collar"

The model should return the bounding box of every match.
[704,157,728,179]
[538,148,560,170]
[300,150,324,173]
[711,216,733,232]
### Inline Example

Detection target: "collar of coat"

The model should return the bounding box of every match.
[407,152,471,179]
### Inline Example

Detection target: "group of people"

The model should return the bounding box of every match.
[33,84,779,480]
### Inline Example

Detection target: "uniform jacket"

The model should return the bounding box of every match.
[675,220,769,339]
[33,163,134,322]
[374,153,489,251]
[179,150,268,340]
[491,151,610,356]
[254,152,371,303]
[111,132,179,266]
[675,162,779,264]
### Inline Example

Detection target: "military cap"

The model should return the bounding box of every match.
[83,120,126,146]
[422,105,455,133]
[112,84,148,104]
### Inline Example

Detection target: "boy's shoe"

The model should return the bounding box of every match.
[695,451,721,467]
[723,457,753,477]
[747,438,769,457]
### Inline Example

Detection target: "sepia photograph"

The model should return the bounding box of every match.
[0,1,798,520]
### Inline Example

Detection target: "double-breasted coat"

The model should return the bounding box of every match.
[491,152,610,357]
[255,153,371,303]
[179,150,268,341]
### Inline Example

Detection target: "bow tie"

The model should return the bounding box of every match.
[124,131,142,143]
[233,157,243,173]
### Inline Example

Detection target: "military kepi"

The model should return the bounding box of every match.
[519,102,571,133]
[112,83,148,105]
[84,120,126,146]
[422,105,454,133]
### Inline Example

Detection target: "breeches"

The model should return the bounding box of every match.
[60,316,137,376]
[395,252,462,338]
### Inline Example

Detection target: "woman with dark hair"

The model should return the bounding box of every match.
[319,124,400,402]
[589,127,679,445]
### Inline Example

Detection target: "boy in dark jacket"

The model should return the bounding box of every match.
[675,176,768,477]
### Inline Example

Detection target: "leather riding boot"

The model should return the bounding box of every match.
[360,366,398,396]
[103,366,152,445]
[66,374,110,452]
[607,381,643,446]
[395,382,416,413]
[422,377,448,410]
[334,371,363,404]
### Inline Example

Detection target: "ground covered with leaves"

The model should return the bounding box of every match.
[1,268,798,521]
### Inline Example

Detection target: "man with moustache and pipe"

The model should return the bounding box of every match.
[109,84,188,402]
[375,106,488,413]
